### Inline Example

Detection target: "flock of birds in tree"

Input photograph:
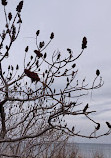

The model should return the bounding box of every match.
[23,36,111,130]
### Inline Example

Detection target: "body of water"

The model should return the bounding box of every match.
[75,143,111,158]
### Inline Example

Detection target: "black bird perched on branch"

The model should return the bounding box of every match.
[96,69,100,76]
[82,37,87,49]
[96,123,100,130]
[24,69,40,83]
[83,104,88,113]
[106,122,111,128]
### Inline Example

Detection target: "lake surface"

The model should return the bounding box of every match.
[75,143,111,158]
[5,141,111,158]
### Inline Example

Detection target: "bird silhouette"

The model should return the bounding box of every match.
[106,122,111,128]
[34,50,43,58]
[96,69,100,76]
[82,37,87,49]
[83,104,88,113]
[24,69,40,83]
[96,123,100,130]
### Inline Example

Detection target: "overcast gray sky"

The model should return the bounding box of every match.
[1,0,111,144]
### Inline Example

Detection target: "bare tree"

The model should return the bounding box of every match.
[0,0,111,157]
